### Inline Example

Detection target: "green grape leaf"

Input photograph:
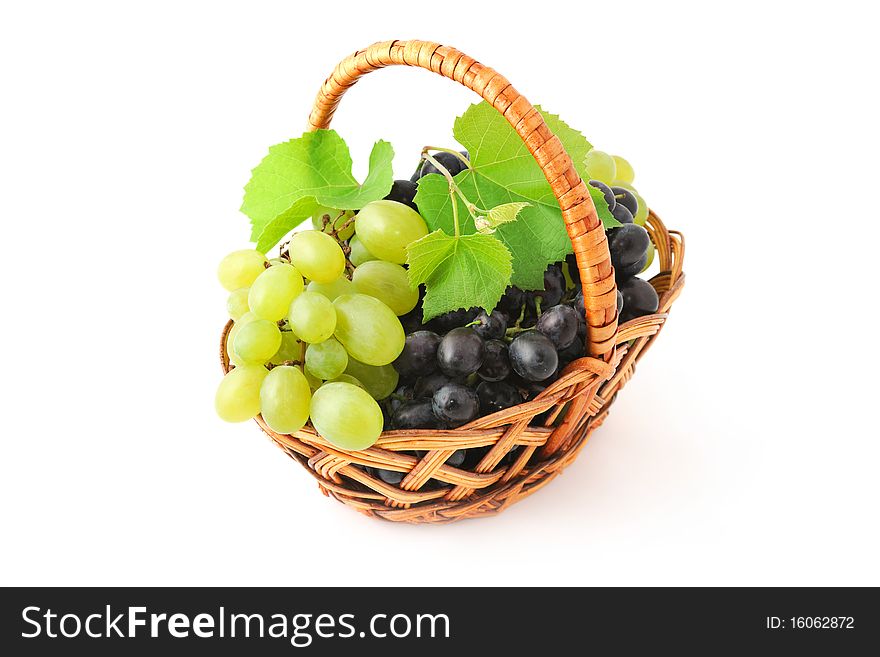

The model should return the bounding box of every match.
[241,130,394,253]
[415,102,618,289]
[406,230,512,322]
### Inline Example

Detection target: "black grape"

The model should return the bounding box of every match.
[617,290,624,316]
[392,400,444,429]
[611,203,634,224]
[392,330,441,380]
[476,381,524,416]
[478,339,511,382]
[557,334,585,365]
[589,179,616,210]
[411,151,468,181]
[432,383,480,427]
[533,264,565,307]
[573,290,585,317]
[437,327,485,377]
[472,309,508,340]
[426,307,478,333]
[616,251,649,281]
[446,449,466,468]
[498,286,525,316]
[376,468,405,485]
[508,331,559,381]
[565,253,581,288]
[413,372,453,399]
[618,277,659,323]
[536,304,580,349]
[384,179,419,212]
[607,224,650,276]
[611,186,639,216]
[388,384,415,412]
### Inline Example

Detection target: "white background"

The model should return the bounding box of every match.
[1,0,878,587]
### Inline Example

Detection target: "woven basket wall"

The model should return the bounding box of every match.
[219,40,685,523]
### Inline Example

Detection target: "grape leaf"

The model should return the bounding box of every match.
[414,102,618,289]
[240,130,394,253]
[406,230,512,322]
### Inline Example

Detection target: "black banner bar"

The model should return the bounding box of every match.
[1,587,876,654]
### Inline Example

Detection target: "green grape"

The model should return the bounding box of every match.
[326,373,364,389]
[233,318,282,364]
[611,181,648,225]
[268,257,289,266]
[248,263,303,321]
[270,330,302,365]
[354,200,428,264]
[217,249,268,291]
[349,235,377,266]
[305,338,348,380]
[312,206,355,241]
[226,312,258,366]
[303,368,322,391]
[288,230,346,284]
[215,364,268,423]
[288,291,336,344]
[307,276,354,300]
[259,365,311,434]
[226,287,250,321]
[641,241,655,272]
[584,149,617,184]
[343,357,399,400]
[633,190,649,226]
[333,293,405,366]
[310,382,383,450]
[612,155,635,184]
[351,260,418,316]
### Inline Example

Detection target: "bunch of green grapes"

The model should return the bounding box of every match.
[215,197,429,451]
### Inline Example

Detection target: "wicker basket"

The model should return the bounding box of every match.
[219,40,685,523]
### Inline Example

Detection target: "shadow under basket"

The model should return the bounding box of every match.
[219,40,686,523]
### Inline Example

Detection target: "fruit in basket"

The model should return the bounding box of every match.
[352,260,419,315]
[348,235,377,267]
[248,263,303,322]
[509,331,559,382]
[333,293,405,366]
[535,304,579,350]
[233,318,282,364]
[217,249,268,291]
[219,99,666,454]
[288,291,336,344]
[307,275,354,301]
[608,224,651,279]
[384,179,419,211]
[393,330,441,381]
[288,230,346,283]
[260,366,311,434]
[310,382,384,450]
[343,358,399,401]
[611,155,635,184]
[437,327,485,377]
[355,200,428,264]
[432,383,479,427]
[226,287,250,321]
[584,149,616,184]
[618,277,660,324]
[305,338,348,380]
[215,364,269,423]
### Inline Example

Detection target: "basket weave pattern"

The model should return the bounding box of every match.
[220,40,685,523]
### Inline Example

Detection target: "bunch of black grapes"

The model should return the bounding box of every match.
[362,158,659,486]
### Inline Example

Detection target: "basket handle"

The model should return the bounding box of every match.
[308,40,618,360]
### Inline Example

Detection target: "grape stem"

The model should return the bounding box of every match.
[420,149,491,237]
[420,146,470,170]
